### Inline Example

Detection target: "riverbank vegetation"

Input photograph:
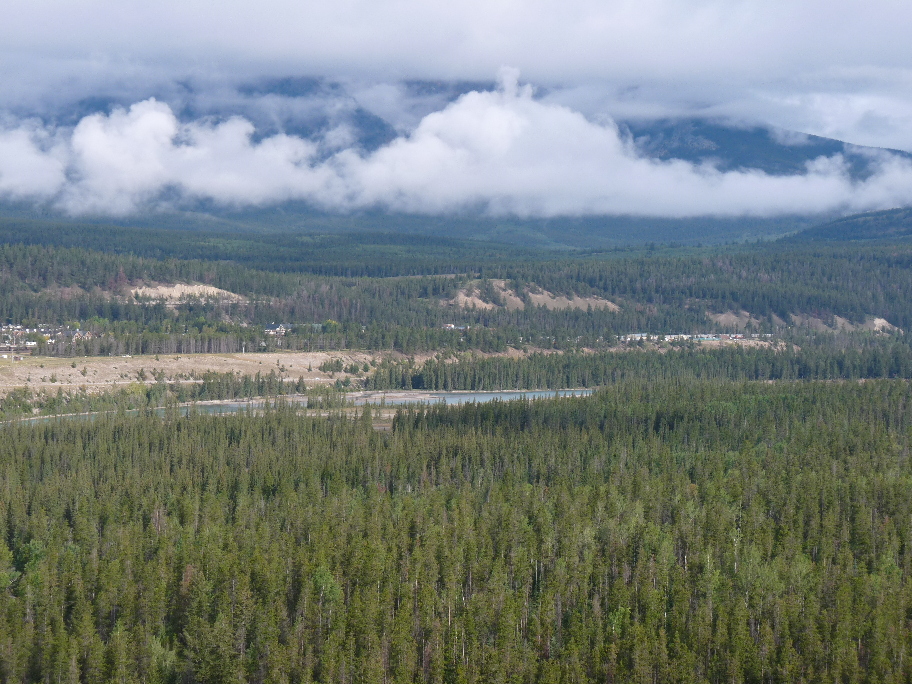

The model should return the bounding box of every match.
[367,336,912,390]
[0,370,310,422]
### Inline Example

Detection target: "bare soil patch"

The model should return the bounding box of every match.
[0,351,377,397]
[707,310,765,329]
[526,291,619,312]
[443,279,619,312]
[789,313,900,333]
[447,291,497,310]
[131,283,247,303]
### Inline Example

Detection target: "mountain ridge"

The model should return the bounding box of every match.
[788,208,912,241]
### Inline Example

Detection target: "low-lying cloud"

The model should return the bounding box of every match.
[5,0,912,152]
[4,77,912,218]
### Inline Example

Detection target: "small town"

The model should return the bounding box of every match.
[0,323,94,353]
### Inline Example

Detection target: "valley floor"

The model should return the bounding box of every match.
[0,351,377,395]
[0,334,777,397]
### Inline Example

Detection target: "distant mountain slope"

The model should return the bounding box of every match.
[622,119,912,179]
[7,100,910,247]
[0,202,814,249]
[789,208,912,241]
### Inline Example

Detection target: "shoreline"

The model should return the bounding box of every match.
[2,388,597,426]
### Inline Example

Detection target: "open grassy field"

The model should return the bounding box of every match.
[0,351,378,395]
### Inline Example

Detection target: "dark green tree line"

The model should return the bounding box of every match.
[1,379,911,682]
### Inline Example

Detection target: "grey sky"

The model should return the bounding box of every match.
[1,0,911,216]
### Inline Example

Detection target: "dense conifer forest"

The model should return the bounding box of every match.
[3,227,912,356]
[2,379,911,682]
[366,340,912,390]
[2,221,912,681]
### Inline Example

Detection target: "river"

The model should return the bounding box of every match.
[11,389,595,425]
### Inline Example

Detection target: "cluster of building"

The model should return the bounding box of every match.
[264,323,290,336]
[0,324,95,352]
[264,323,327,336]
[620,332,773,343]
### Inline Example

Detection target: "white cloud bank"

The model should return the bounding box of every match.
[3,78,912,218]
[4,0,912,150]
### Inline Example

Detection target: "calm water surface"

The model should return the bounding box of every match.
[14,389,594,424]
[354,389,593,405]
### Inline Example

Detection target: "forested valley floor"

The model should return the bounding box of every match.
[2,379,912,683]
[2,221,912,682]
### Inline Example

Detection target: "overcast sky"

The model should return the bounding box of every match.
[2,0,912,218]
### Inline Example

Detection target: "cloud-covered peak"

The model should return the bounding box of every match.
[3,0,912,152]
[3,79,912,219]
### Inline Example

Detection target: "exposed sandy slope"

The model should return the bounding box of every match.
[862,317,899,332]
[131,284,247,303]
[490,280,527,310]
[789,313,899,333]
[709,310,900,333]
[526,291,620,311]
[707,310,766,329]
[448,291,497,310]
[444,279,619,312]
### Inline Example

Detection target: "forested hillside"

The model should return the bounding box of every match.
[3,236,912,356]
[791,208,912,242]
[2,379,911,682]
